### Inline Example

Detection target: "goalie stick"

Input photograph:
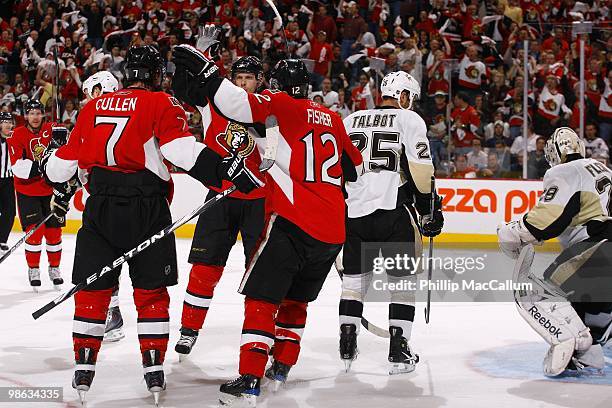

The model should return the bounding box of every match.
[0,213,54,266]
[33,132,279,320]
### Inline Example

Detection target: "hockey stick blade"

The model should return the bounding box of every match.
[265,0,289,54]
[32,186,236,320]
[424,176,436,324]
[0,213,54,265]
[361,317,390,338]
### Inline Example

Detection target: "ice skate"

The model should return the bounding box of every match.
[103,306,125,343]
[339,323,358,372]
[218,374,260,407]
[143,350,166,406]
[28,267,41,292]
[388,327,419,375]
[48,266,63,290]
[175,327,198,361]
[264,360,291,391]
[72,347,96,406]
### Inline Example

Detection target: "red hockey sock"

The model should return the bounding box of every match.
[273,299,308,366]
[73,289,113,364]
[24,224,44,268]
[181,264,224,330]
[239,298,278,378]
[44,227,62,267]
[134,287,170,364]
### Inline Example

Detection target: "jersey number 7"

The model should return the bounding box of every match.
[95,116,130,166]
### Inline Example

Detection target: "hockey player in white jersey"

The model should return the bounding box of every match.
[80,72,125,343]
[339,71,443,374]
[498,127,612,376]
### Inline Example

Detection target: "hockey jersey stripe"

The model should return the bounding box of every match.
[241,333,275,348]
[184,292,212,309]
[24,243,42,252]
[47,154,77,183]
[11,158,33,179]
[46,243,62,252]
[137,321,169,336]
[73,320,105,337]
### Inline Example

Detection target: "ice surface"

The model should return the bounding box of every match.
[0,234,610,408]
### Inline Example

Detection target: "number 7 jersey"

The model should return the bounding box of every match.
[343,107,434,218]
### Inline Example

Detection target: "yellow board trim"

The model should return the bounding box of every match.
[13,221,561,251]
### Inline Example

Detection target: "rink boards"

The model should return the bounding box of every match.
[12,175,548,247]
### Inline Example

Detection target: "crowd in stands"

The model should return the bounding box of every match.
[0,0,610,179]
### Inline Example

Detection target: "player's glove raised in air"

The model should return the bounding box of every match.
[50,180,78,219]
[421,195,444,237]
[217,152,264,194]
[172,44,219,80]
[196,24,222,61]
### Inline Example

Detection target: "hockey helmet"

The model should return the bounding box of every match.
[381,71,421,110]
[231,56,264,82]
[269,59,310,99]
[0,111,13,123]
[24,99,45,114]
[123,45,166,89]
[544,127,585,167]
[83,71,119,98]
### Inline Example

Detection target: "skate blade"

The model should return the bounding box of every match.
[218,392,257,407]
[76,389,87,406]
[149,386,164,406]
[389,363,416,375]
[31,286,39,293]
[266,379,284,392]
[53,284,63,291]
[103,329,125,343]
[178,353,189,362]
[343,359,354,373]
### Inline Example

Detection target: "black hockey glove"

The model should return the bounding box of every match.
[50,126,69,149]
[217,153,264,194]
[172,44,219,80]
[50,180,78,219]
[421,195,444,237]
[39,147,57,185]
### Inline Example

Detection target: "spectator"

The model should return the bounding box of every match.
[309,4,337,43]
[483,112,511,148]
[341,1,368,61]
[307,30,332,90]
[310,77,339,108]
[527,137,549,179]
[534,74,571,137]
[466,138,488,170]
[450,154,477,178]
[479,153,506,178]
[425,91,449,167]
[330,88,352,119]
[457,45,488,104]
[450,92,481,155]
[584,123,609,158]
[351,71,374,111]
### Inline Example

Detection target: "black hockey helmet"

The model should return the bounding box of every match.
[123,45,166,89]
[269,59,310,99]
[24,99,45,114]
[0,111,13,123]
[231,56,263,81]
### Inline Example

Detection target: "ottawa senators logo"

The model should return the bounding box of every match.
[216,122,255,158]
[465,65,479,79]
[543,99,558,112]
[29,138,46,162]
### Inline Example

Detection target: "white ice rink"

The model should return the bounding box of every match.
[1,233,611,408]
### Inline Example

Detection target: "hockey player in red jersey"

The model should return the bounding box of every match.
[173,55,268,359]
[172,47,363,406]
[41,45,263,406]
[7,99,66,291]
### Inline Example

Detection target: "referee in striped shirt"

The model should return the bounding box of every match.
[0,111,15,255]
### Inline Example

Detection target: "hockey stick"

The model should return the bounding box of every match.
[0,213,54,265]
[33,131,279,320]
[52,44,60,122]
[424,176,436,324]
[265,0,289,55]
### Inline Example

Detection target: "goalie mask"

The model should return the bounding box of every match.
[380,71,420,110]
[82,71,119,99]
[544,127,585,167]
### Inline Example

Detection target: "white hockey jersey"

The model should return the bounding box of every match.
[523,158,612,248]
[343,107,434,218]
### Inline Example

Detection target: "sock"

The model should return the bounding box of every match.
[134,287,170,364]
[24,224,44,268]
[239,298,278,378]
[73,289,113,369]
[273,299,308,366]
[44,227,62,267]
[181,264,224,330]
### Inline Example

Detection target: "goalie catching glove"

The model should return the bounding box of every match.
[497,218,539,259]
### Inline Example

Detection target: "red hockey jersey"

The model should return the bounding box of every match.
[209,81,363,244]
[7,122,56,196]
[199,102,266,200]
[46,88,208,190]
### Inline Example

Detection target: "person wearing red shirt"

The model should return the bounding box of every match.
[451,92,481,155]
[308,30,332,90]
[6,99,65,291]
[310,4,337,43]
[170,47,363,404]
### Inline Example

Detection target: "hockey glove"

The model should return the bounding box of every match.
[497,219,538,259]
[50,126,69,149]
[50,180,78,219]
[217,153,264,194]
[420,195,443,237]
[173,44,219,80]
[196,24,222,61]
[171,65,200,109]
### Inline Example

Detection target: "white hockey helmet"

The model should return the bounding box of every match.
[380,71,421,110]
[82,71,119,98]
[544,127,585,167]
